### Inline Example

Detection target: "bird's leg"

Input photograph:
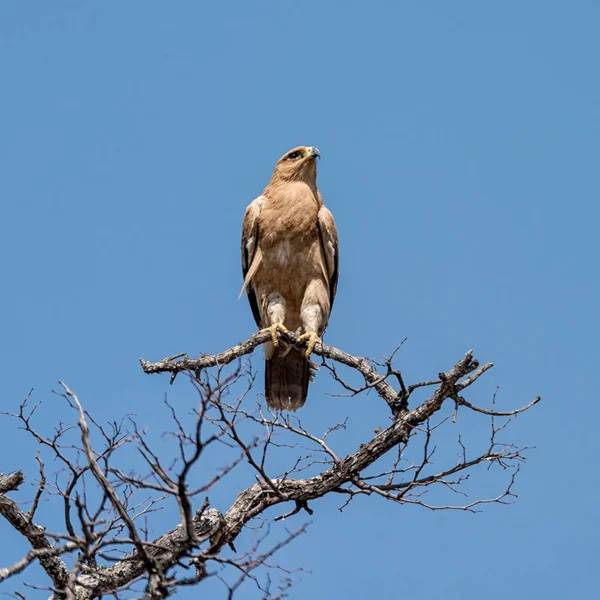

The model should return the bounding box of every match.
[261,294,288,347]
[297,330,320,357]
[299,288,326,358]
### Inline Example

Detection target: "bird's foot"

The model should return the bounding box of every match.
[297,330,320,358]
[261,322,289,347]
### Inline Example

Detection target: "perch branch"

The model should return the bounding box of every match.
[141,330,402,413]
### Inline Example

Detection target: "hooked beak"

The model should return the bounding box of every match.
[307,147,320,159]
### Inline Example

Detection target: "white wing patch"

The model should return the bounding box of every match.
[328,240,335,260]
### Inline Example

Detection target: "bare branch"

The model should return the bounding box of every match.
[57,381,158,578]
[0,339,540,599]
[0,472,25,495]
[0,489,71,590]
[27,452,46,520]
[454,394,542,416]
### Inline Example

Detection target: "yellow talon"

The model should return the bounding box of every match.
[297,331,320,357]
[261,322,289,347]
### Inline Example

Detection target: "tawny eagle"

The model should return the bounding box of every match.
[240,146,339,410]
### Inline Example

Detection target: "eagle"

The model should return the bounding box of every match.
[240,146,339,411]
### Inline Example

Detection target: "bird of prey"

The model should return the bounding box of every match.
[240,146,339,411]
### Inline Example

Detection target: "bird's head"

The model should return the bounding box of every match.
[271,146,320,184]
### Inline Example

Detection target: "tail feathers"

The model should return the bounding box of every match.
[265,347,316,411]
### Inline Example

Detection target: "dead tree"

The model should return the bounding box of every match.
[0,330,540,599]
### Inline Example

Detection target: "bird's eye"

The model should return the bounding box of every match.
[287,151,301,160]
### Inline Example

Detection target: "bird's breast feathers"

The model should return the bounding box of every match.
[260,187,319,244]
[273,239,292,265]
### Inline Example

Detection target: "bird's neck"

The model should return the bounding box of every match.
[264,179,320,206]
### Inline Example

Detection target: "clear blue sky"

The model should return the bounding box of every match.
[1,1,598,598]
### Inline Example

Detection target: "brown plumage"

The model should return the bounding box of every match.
[241,146,339,410]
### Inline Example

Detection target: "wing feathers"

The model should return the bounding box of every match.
[239,246,262,297]
[240,196,265,325]
[317,206,339,307]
